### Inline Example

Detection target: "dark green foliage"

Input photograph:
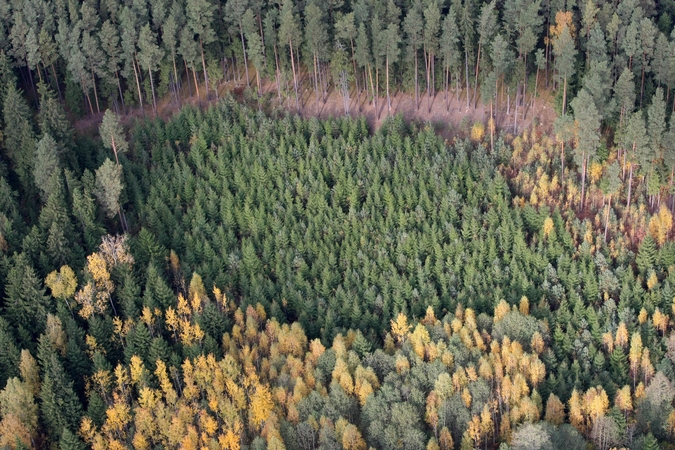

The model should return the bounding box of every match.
[40,354,83,441]
[59,428,87,450]
[3,253,50,345]
[0,316,20,387]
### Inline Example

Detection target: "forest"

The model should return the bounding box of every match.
[2,0,675,449]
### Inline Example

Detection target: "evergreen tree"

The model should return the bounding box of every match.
[243,8,265,97]
[304,1,329,105]
[553,23,576,115]
[440,6,460,111]
[279,0,302,108]
[4,253,51,346]
[570,89,601,210]
[137,24,164,115]
[59,428,86,450]
[403,5,423,110]
[423,1,441,113]
[94,158,124,227]
[33,134,61,202]
[3,83,36,193]
[186,0,215,97]
[39,353,83,442]
[378,23,401,116]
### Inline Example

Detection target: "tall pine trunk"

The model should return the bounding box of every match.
[472,43,481,107]
[414,49,419,110]
[132,56,145,117]
[350,40,360,111]
[627,163,634,209]
[386,56,391,116]
[605,195,611,241]
[428,52,435,113]
[274,45,282,100]
[172,52,181,107]
[184,62,193,97]
[562,77,567,115]
[199,38,209,99]
[116,71,126,115]
[240,24,250,86]
[464,49,470,109]
[91,69,100,113]
[193,68,201,106]
[148,67,157,116]
[580,153,587,210]
[289,38,299,108]
[313,53,320,104]
[50,63,63,101]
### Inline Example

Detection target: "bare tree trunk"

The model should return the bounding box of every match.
[185,61,193,97]
[445,65,449,111]
[172,52,181,108]
[532,68,539,118]
[473,42,481,107]
[376,67,380,119]
[289,38,299,108]
[627,164,634,209]
[91,69,100,113]
[415,49,419,110]
[386,56,391,116]
[116,72,126,115]
[313,52,320,104]
[428,52,435,114]
[240,24,250,86]
[562,77,567,115]
[199,38,209,99]
[50,63,63,101]
[148,67,157,116]
[350,39,360,111]
[193,68,201,106]
[580,153,587,210]
[132,56,145,117]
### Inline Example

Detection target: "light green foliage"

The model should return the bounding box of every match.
[94,158,123,218]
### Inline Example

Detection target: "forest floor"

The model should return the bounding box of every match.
[74,69,559,141]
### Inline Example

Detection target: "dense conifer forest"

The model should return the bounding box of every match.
[2,0,675,449]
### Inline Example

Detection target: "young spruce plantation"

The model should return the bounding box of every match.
[1,0,675,449]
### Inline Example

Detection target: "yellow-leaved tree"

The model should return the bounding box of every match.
[648,205,673,246]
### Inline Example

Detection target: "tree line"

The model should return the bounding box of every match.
[0,0,673,122]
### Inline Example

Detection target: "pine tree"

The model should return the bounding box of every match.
[243,8,265,97]
[33,134,61,202]
[4,253,51,345]
[99,20,126,113]
[59,428,86,450]
[304,1,328,105]
[614,67,635,126]
[403,6,423,110]
[137,25,164,115]
[94,158,124,226]
[623,111,649,209]
[37,83,74,157]
[553,23,576,115]
[636,235,657,274]
[423,1,441,113]
[39,354,83,442]
[472,0,497,108]
[3,83,36,193]
[378,23,401,116]
[0,317,20,388]
[279,0,302,108]
[186,0,215,98]
[570,88,601,210]
[440,6,460,111]
[162,13,181,106]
